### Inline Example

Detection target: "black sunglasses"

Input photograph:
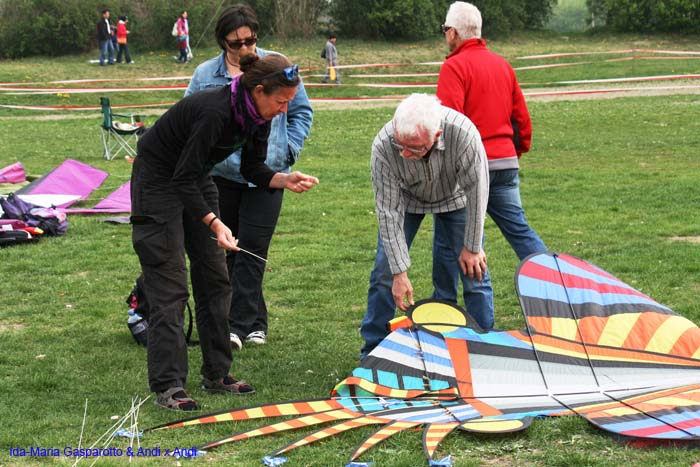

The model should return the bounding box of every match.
[440,24,453,33]
[226,36,257,50]
[259,64,299,82]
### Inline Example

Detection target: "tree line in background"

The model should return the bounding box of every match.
[0,0,226,59]
[587,0,699,33]
[0,0,697,59]
[330,0,558,40]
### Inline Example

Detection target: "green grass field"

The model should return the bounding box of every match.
[1,34,700,466]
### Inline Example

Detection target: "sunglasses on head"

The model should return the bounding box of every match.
[226,36,257,50]
[260,64,299,82]
[440,23,453,33]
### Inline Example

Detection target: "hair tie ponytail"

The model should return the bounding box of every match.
[239,53,260,74]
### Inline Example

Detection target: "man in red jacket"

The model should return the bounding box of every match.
[436,1,546,265]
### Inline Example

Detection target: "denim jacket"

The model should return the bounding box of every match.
[185,48,313,186]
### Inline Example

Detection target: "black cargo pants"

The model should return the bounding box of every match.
[131,157,232,393]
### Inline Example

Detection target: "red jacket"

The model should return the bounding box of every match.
[116,21,128,44]
[437,38,531,170]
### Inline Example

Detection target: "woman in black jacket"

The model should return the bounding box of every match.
[131,53,318,411]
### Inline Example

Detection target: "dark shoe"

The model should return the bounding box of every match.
[154,387,200,411]
[201,375,255,395]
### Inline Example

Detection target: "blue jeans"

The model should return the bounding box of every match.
[487,169,546,260]
[360,208,494,359]
[99,40,114,65]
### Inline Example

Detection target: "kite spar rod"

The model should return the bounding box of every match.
[209,237,268,263]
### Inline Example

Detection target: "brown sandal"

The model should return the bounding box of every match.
[155,387,200,411]
[201,375,256,395]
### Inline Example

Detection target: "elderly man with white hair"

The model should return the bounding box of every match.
[359,93,492,360]
[437,2,547,264]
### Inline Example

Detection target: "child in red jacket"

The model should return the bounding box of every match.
[116,16,134,64]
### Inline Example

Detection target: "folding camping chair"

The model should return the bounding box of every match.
[99,97,145,160]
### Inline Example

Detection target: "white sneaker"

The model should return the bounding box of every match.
[245,330,267,345]
[230,333,243,350]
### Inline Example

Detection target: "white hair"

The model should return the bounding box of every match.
[393,94,443,138]
[445,1,482,40]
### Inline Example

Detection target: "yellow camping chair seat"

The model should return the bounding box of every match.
[100,97,145,160]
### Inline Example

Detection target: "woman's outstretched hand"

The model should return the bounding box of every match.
[283,171,319,193]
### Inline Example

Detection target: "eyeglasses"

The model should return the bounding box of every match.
[226,36,257,50]
[440,24,453,34]
[391,140,430,155]
[260,64,299,82]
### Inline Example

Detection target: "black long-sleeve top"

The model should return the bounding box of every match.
[136,85,275,220]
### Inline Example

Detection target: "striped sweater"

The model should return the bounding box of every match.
[371,107,489,274]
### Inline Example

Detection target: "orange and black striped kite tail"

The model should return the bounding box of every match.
[145,398,345,432]
[198,408,362,451]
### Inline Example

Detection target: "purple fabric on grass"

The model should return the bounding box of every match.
[63,181,131,214]
[16,159,108,208]
[0,162,26,184]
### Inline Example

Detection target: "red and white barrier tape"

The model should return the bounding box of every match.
[558,74,700,84]
[357,83,436,88]
[524,84,700,97]
[5,73,694,95]
[0,97,404,110]
[519,48,700,60]
[0,85,187,95]
[0,76,192,87]
[3,85,699,111]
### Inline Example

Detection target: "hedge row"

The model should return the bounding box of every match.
[0,0,232,59]
[330,0,556,40]
[2,0,696,59]
[602,0,700,33]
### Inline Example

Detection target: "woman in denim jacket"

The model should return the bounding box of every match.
[185,4,313,350]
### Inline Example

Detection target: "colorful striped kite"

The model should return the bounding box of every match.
[147,252,700,466]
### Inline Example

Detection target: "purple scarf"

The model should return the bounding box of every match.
[230,75,267,131]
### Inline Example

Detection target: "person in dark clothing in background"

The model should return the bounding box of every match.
[97,9,115,66]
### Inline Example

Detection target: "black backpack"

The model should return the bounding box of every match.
[125,274,196,346]
[320,46,326,59]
